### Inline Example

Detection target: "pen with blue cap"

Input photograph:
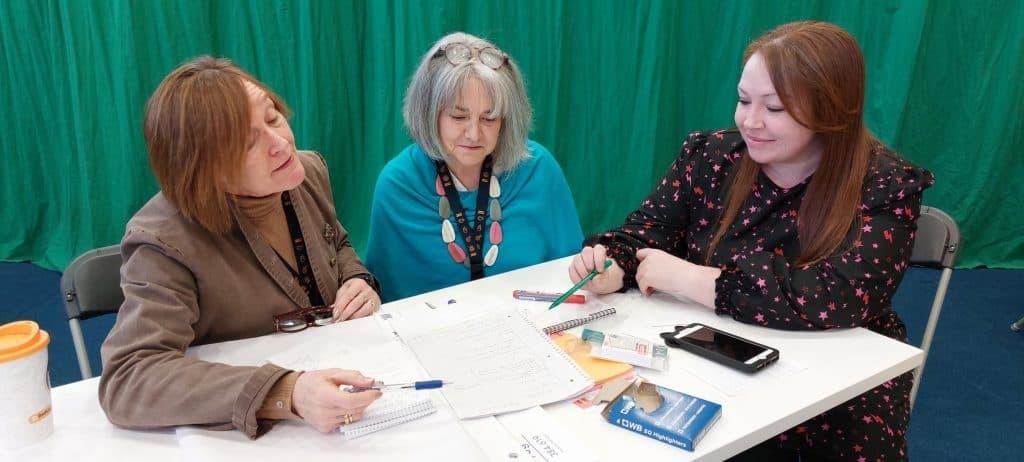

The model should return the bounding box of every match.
[549,259,613,310]
[347,379,452,392]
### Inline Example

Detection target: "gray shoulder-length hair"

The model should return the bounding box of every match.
[403,32,532,174]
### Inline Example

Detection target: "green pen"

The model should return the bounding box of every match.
[549,259,613,310]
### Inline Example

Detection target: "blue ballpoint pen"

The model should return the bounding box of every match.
[347,379,452,393]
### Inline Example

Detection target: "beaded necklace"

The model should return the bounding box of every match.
[434,156,502,280]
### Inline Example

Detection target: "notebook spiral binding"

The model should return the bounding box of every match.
[519,311,592,385]
[339,394,436,439]
[542,307,617,335]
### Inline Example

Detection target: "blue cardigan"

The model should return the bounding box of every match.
[366,141,584,302]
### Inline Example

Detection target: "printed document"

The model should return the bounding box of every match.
[394,307,594,419]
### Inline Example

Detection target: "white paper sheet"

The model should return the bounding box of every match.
[176,410,483,462]
[460,407,599,462]
[420,293,627,335]
[495,406,600,461]
[178,321,486,461]
[394,308,594,419]
[672,352,807,397]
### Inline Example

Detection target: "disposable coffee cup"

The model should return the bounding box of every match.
[0,320,53,449]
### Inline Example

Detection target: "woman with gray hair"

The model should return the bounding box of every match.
[366,32,583,302]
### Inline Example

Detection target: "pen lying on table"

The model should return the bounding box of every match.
[347,379,452,392]
[513,290,586,303]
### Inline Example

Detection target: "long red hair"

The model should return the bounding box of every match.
[707,21,873,267]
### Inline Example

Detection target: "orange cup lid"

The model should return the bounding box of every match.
[0,321,50,363]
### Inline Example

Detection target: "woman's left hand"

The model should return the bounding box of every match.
[332,278,381,321]
[636,248,720,308]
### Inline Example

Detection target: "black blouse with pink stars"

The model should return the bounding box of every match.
[587,129,934,460]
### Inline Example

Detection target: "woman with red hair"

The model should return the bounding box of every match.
[571,21,932,461]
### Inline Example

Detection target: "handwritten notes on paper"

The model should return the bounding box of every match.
[396,308,594,419]
[266,339,422,386]
[182,316,487,461]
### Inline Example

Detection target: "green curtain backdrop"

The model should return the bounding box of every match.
[2,0,1021,271]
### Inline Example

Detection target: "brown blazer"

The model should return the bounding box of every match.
[98,151,370,438]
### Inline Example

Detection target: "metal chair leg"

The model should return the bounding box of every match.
[69,318,94,379]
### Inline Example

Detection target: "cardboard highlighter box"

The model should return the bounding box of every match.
[600,378,722,451]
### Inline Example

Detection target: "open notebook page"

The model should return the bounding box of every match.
[178,318,484,460]
[421,293,627,335]
[393,307,594,419]
[263,337,439,438]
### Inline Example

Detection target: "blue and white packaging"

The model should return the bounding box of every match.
[600,379,722,451]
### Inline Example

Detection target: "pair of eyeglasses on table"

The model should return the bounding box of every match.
[274,305,334,333]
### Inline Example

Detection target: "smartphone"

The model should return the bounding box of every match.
[660,323,779,373]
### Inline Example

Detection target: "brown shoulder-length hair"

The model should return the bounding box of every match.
[143,56,291,234]
[706,21,873,267]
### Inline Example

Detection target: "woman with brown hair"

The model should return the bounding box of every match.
[99,56,382,438]
[569,21,932,460]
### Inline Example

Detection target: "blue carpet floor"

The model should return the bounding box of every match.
[1,261,1021,460]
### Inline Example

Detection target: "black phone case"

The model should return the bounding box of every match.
[660,323,780,373]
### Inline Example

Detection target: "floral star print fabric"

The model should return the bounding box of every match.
[587,129,934,460]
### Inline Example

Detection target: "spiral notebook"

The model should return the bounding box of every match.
[394,308,594,419]
[551,331,633,384]
[338,391,437,440]
[542,307,617,335]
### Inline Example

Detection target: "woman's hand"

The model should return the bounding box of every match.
[568,244,624,294]
[635,248,720,308]
[332,277,381,321]
[291,369,382,433]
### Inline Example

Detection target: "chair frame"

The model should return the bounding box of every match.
[907,205,960,409]
[60,245,124,379]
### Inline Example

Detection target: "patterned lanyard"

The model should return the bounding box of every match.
[434,156,493,280]
[281,191,325,306]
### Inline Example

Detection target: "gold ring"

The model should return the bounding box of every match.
[342,414,353,425]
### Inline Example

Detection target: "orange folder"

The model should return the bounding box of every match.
[551,332,633,384]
